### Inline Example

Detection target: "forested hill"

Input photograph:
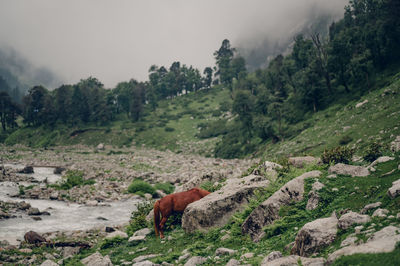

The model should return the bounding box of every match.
[1,0,399,159]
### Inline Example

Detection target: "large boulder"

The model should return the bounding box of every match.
[338,211,371,230]
[291,213,338,257]
[327,226,400,263]
[241,171,322,241]
[182,174,269,233]
[388,179,400,199]
[328,163,369,177]
[288,156,321,168]
[368,156,395,169]
[261,255,325,266]
[81,252,113,266]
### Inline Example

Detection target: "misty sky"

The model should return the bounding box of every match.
[0,0,348,88]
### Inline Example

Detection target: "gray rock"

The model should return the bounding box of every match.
[306,190,320,210]
[388,179,400,199]
[105,230,128,239]
[291,214,338,256]
[182,174,269,233]
[97,143,105,150]
[183,256,207,266]
[81,252,113,266]
[328,226,400,263]
[215,247,236,256]
[361,202,381,214]
[261,255,325,266]
[355,100,368,108]
[133,254,160,263]
[40,260,58,266]
[49,191,59,200]
[288,156,321,168]
[368,156,395,169]
[128,235,146,242]
[340,236,358,247]
[372,208,389,217]
[132,261,159,266]
[328,163,369,177]
[133,228,151,237]
[226,258,240,266]
[338,211,371,230]
[242,171,321,241]
[390,136,400,152]
[241,252,254,259]
[28,207,41,215]
[62,246,80,258]
[263,251,282,262]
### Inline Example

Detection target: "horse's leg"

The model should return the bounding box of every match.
[159,215,169,239]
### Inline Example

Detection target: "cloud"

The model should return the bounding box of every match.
[0,0,349,88]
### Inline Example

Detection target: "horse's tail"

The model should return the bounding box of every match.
[154,200,161,238]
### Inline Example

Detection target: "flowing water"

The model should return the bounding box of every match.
[0,165,140,244]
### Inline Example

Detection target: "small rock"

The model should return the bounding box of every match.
[19,248,33,253]
[241,252,254,259]
[215,247,236,256]
[388,179,400,199]
[338,211,371,230]
[32,216,42,221]
[327,174,337,179]
[28,207,41,215]
[144,193,153,200]
[18,201,31,210]
[81,252,113,266]
[328,163,369,177]
[132,260,157,266]
[97,143,105,150]
[355,100,368,108]
[372,208,389,218]
[184,256,207,266]
[133,228,151,237]
[105,230,128,239]
[340,236,358,247]
[105,227,115,233]
[178,253,190,262]
[220,234,230,241]
[361,202,381,214]
[128,235,146,242]
[355,225,364,234]
[133,254,160,263]
[263,251,282,262]
[40,260,58,266]
[390,136,400,152]
[19,166,34,174]
[226,258,240,266]
[49,191,59,200]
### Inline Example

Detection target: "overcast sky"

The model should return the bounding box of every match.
[0,0,348,88]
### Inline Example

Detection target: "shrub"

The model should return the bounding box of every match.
[126,201,154,236]
[196,120,228,139]
[339,135,353,145]
[164,127,175,132]
[154,182,175,194]
[100,236,124,249]
[321,146,355,164]
[55,170,95,190]
[128,179,156,196]
[363,141,383,162]
[200,181,223,192]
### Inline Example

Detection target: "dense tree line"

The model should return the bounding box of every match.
[215,0,400,158]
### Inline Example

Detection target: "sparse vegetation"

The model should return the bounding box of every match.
[127,179,156,197]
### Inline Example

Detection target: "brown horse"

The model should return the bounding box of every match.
[154,187,210,238]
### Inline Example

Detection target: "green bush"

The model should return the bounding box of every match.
[196,120,228,139]
[164,127,175,132]
[339,135,353,145]
[126,201,154,236]
[154,182,175,194]
[363,141,383,162]
[54,170,95,190]
[200,181,223,192]
[321,146,355,164]
[100,236,124,249]
[128,179,156,196]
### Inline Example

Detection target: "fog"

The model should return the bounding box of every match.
[0,0,349,88]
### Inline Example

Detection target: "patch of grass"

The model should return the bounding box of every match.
[332,245,400,266]
[154,182,175,194]
[51,170,95,190]
[200,181,223,193]
[126,201,154,236]
[127,179,156,196]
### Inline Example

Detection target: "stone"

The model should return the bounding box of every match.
[390,136,400,152]
[49,191,59,200]
[28,207,41,215]
[328,226,400,263]
[105,230,128,239]
[19,248,33,253]
[133,228,151,237]
[215,247,236,256]
[63,246,81,258]
[241,252,254,259]
[261,255,325,266]
[132,261,158,266]
[182,174,269,233]
[355,100,368,108]
[53,167,65,175]
[288,156,321,168]
[105,227,115,233]
[242,171,321,241]
[220,234,230,241]
[355,225,364,234]
[81,252,113,266]
[133,254,160,263]
[368,156,395,169]
[328,163,369,177]
[291,214,338,256]
[340,236,358,247]
[97,143,105,150]
[388,179,400,199]
[306,191,320,210]
[40,260,58,266]
[144,193,153,200]
[372,208,389,218]
[338,211,371,230]
[178,253,190,262]
[361,202,381,214]
[19,165,34,174]
[312,181,325,191]
[18,201,31,210]
[128,235,146,242]
[184,256,207,266]
[226,258,240,266]
[263,251,282,262]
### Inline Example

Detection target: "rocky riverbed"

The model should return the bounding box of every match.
[0,144,255,247]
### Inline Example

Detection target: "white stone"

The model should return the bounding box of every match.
[105,230,128,239]
[372,208,389,218]
[215,247,236,256]
[40,260,58,266]
[129,235,146,242]
[338,211,371,230]
[361,202,382,214]
[328,163,369,177]
[356,100,368,108]
[388,179,400,199]
[81,252,113,266]
[184,256,207,266]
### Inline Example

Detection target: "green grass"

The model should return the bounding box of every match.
[50,170,95,190]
